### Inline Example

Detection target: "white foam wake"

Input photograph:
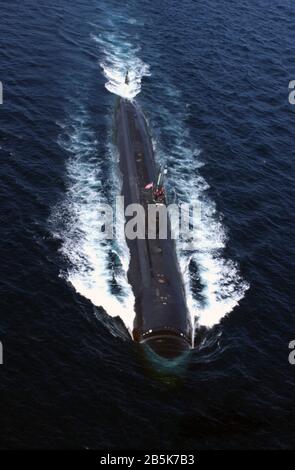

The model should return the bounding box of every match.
[51,12,248,335]
[92,32,150,100]
[91,20,249,329]
[51,106,135,332]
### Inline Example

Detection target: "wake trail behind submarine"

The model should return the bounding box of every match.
[51,24,248,342]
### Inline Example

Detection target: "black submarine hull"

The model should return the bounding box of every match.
[115,98,192,357]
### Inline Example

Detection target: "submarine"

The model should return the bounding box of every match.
[115,76,192,358]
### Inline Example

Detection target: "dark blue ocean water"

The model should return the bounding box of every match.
[0,0,295,449]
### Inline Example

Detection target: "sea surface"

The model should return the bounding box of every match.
[0,0,295,449]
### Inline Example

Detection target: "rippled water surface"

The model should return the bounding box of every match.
[0,0,295,449]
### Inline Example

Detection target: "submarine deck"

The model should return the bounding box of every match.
[116,98,192,346]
